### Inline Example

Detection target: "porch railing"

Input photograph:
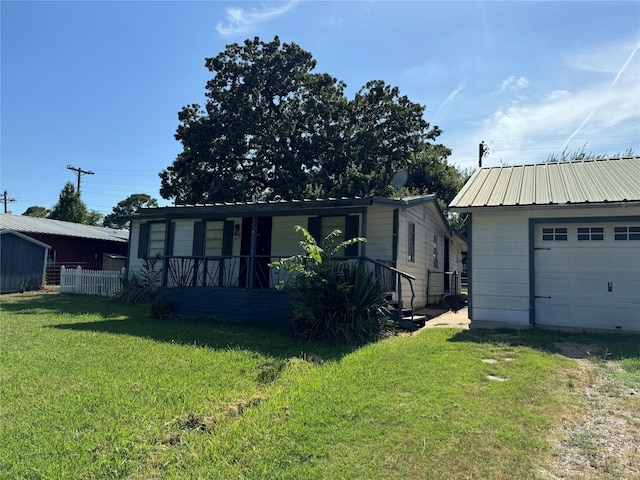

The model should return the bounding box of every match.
[161,255,417,325]
[162,255,296,289]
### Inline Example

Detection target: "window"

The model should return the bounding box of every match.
[433,234,439,269]
[614,226,640,241]
[408,222,415,262]
[542,227,567,241]
[148,223,166,257]
[577,226,604,241]
[204,221,224,255]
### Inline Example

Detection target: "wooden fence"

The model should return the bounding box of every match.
[60,266,126,297]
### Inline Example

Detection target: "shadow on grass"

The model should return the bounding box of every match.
[2,292,356,361]
[448,327,640,360]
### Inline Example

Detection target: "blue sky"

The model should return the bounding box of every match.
[2,1,639,217]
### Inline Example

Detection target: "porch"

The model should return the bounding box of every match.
[158,254,425,328]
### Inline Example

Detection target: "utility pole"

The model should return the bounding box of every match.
[66,165,94,195]
[2,190,16,213]
[479,141,489,168]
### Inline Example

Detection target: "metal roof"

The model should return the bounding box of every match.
[131,194,455,239]
[0,214,129,242]
[132,195,440,218]
[449,157,640,210]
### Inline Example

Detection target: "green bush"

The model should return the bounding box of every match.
[118,256,162,304]
[271,227,389,344]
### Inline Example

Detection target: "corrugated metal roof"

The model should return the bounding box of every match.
[449,157,640,209]
[0,214,129,242]
[133,195,439,217]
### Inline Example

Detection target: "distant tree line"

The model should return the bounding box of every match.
[22,185,156,230]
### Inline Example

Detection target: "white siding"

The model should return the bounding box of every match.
[271,216,309,257]
[365,208,394,260]
[128,220,143,274]
[470,210,530,324]
[394,203,450,307]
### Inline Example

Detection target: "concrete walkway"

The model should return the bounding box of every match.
[420,306,471,329]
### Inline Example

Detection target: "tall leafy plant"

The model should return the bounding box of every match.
[271,227,389,343]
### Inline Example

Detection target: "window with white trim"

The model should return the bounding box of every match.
[204,221,224,255]
[148,223,166,257]
[433,234,439,269]
[614,226,640,241]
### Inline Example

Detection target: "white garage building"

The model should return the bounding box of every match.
[449,157,640,332]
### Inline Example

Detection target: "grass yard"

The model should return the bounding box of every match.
[1,292,638,479]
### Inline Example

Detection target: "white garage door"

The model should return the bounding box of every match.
[534,222,640,331]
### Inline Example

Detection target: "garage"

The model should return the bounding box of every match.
[534,221,640,330]
[449,156,640,332]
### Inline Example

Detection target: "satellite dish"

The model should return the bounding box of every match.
[391,169,408,192]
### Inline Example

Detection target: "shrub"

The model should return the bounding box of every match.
[118,256,162,304]
[271,227,389,344]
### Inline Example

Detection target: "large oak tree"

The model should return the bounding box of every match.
[160,36,459,204]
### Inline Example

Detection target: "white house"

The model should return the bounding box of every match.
[127,195,466,324]
[449,157,640,332]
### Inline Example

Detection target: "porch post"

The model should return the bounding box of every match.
[247,216,258,289]
[360,208,367,257]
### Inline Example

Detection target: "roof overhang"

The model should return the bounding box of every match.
[129,195,441,220]
[0,230,52,249]
[449,200,640,214]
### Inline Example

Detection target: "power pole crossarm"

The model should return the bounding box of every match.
[66,165,94,195]
[2,190,17,214]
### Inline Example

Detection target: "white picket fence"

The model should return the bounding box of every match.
[60,265,126,297]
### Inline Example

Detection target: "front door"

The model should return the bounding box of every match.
[239,217,273,288]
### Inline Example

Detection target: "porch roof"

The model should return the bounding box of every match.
[130,195,440,219]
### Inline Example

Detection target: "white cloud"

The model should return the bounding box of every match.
[320,15,344,30]
[216,1,297,37]
[545,90,570,101]
[450,39,640,167]
[498,75,531,93]
[434,83,464,117]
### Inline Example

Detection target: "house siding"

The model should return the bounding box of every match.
[364,208,394,261]
[271,215,312,257]
[393,203,451,306]
[126,197,466,321]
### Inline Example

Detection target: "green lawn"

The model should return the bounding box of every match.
[1,292,638,479]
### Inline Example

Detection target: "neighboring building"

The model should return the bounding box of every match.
[127,195,466,323]
[0,230,51,293]
[449,157,640,332]
[0,214,129,284]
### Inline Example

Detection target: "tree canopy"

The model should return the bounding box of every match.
[46,182,103,225]
[22,206,49,218]
[104,194,158,229]
[160,36,461,204]
[48,182,88,224]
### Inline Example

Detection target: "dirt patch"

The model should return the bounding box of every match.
[537,356,640,479]
[555,342,603,359]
